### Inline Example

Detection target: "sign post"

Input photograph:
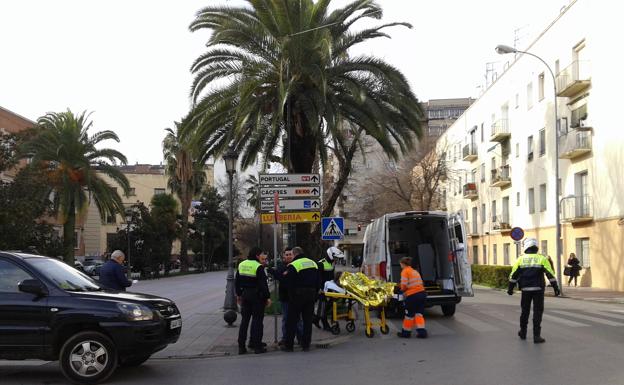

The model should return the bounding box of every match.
[259,174,322,343]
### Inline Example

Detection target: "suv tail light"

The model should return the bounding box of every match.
[379,261,387,281]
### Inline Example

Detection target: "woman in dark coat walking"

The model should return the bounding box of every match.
[567,253,581,286]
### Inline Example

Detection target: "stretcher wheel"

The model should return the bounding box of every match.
[330,323,340,335]
[365,328,375,338]
[346,321,356,333]
[380,325,389,335]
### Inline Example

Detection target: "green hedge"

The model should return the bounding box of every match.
[472,265,512,289]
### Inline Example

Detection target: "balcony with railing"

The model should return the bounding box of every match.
[462,143,478,162]
[468,222,479,237]
[559,129,592,159]
[463,182,478,200]
[490,165,511,188]
[561,195,593,223]
[490,119,510,142]
[556,60,591,97]
[492,215,512,233]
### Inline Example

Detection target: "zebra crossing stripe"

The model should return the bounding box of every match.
[595,310,624,321]
[542,314,589,327]
[453,312,499,332]
[551,310,624,327]
[480,310,518,326]
[424,319,455,335]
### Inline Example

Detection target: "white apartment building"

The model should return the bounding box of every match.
[437,0,624,290]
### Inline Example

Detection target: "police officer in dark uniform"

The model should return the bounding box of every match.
[508,237,560,343]
[313,247,342,330]
[282,246,319,352]
[235,247,270,354]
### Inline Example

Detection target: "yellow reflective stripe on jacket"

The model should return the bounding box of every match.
[289,258,319,272]
[401,266,424,295]
[319,259,334,271]
[238,260,261,277]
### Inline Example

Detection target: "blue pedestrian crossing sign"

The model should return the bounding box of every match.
[321,217,344,240]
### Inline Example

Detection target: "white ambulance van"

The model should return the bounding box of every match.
[362,211,473,316]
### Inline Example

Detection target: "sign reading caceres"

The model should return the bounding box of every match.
[259,173,320,186]
[260,186,320,198]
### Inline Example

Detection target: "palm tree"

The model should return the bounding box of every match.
[21,110,130,264]
[163,122,206,272]
[186,0,424,248]
[244,174,260,214]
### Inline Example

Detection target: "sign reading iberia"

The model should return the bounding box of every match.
[261,211,321,224]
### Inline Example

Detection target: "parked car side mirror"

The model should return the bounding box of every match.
[18,279,48,296]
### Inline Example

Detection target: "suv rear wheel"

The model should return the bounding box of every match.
[59,331,117,385]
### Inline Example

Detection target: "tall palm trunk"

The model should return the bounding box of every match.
[63,200,76,264]
[180,184,190,272]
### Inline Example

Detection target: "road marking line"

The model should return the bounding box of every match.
[542,314,589,327]
[595,310,624,321]
[480,310,518,325]
[424,319,455,335]
[551,310,624,327]
[454,313,499,332]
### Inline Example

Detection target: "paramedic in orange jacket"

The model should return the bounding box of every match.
[397,257,427,339]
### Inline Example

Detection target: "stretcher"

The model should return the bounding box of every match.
[324,291,390,338]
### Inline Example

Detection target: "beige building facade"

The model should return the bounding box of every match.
[79,164,214,258]
[435,0,624,290]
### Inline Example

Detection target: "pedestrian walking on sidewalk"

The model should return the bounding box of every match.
[268,247,303,346]
[567,253,582,287]
[508,238,561,343]
[396,257,427,339]
[236,247,271,354]
[281,246,319,352]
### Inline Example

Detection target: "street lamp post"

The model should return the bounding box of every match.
[495,44,563,291]
[223,146,239,325]
[125,210,132,280]
[201,230,206,273]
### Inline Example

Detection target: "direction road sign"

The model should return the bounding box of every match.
[261,199,320,212]
[510,227,524,241]
[259,173,320,185]
[321,217,344,240]
[261,211,321,224]
[260,186,320,199]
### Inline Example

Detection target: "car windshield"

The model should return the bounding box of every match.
[29,258,102,292]
[83,260,100,266]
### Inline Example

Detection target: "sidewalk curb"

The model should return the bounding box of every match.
[151,334,353,360]
[474,284,624,305]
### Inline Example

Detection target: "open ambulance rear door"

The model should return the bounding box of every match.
[448,212,474,296]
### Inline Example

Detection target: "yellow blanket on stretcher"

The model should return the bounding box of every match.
[338,272,395,307]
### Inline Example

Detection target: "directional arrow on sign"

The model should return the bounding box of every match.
[260,186,320,198]
[261,199,320,212]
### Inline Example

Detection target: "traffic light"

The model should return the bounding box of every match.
[357,224,362,232]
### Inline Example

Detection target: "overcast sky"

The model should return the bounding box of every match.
[0,0,568,172]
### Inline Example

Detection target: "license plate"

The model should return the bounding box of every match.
[169,318,182,329]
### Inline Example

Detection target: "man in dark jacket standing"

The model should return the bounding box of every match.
[508,238,560,343]
[268,247,303,345]
[99,250,133,291]
[282,246,319,352]
[235,247,270,354]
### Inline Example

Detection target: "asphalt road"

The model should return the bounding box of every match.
[3,273,624,385]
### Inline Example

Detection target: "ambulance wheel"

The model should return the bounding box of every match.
[380,325,389,335]
[441,304,456,317]
[346,321,356,333]
[330,323,340,335]
[365,328,374,338]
